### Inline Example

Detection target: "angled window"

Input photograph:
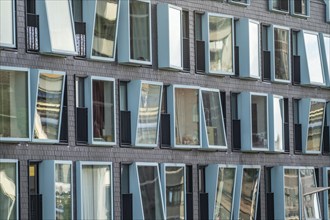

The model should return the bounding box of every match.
[0,0,15,48]
[83,0,120,61]
[326,0,330,23]
[201,88,227,149]
[205,164,236,220]
[298,30,325,86]
[323,167,330,220]
[77,161,113,220]
[228,0,250,6]
[320,33,330,87]
[39,160,72,220]
[127,80,163,147]
[85,76,116,145]
[157,4,183,70]
[0,67,30,142]
[269,0,289,13]
[118,0,152,65]
[233,165,261,220]
[0,159,18,220]
[236,18,261,79]
[269,95,284,152]
[31,70,65,143]
[291,0,310,17]
[36,0,77,55]
[161,163,186,220]
[130,162,165,220]
[168,85,201,148]
[203,13,234,75]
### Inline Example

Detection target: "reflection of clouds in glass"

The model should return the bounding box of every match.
[274,97,283,151]
[249,22,260,77]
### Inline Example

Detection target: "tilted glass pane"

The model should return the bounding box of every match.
[45,0,76,52]
[0,162,17,220]
[251,95,268,148]
[92,80,115,143]
[34,73,64,140]
[209,16,233,73]
[0,0,14,46]
[274,28,290,81]
[300,169,321,219]
[55,164,71,220]
[175,88,200,146]
[165,166,185,219]
[249,21,260,77]
[81,165,112,220]
[201,90,226,146]
[0,70,28,139]
[304,33,324,84]
[137,83,161,145]
[214,167,235,219]
[239,168,260,220]
[169,7,182,68]
[93,0,118,58]
[274,97,284,151]
[284,169,300,220]
[130,0,150,62]
[307,101,325,152]
[323,36,330,76]
[138,166,164,220]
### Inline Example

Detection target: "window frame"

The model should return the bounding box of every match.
[325,0,330,23]
[85,76,116,146]
[227,0,250,6]
[323,167,330,220]
[290,0,310,17]
[269,94,285,152]
[320,33,330,88]
[0,0,16,48]
[0,66,31,142]
[76,161,113,220]
[269,0,290,14]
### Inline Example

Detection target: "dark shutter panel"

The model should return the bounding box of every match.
[293,55,301,84]
[263,51,271,81]
[196,40,205,72]
[60,106,68,143]
[183,38,190,71]
[122,194,133,220]
[161,113,171,147]
[294,124,302,152]
[186,192,193,220]
[235,46,239,76]
[30,195,42,220]
[199,193,209,220]
[232,119,241,150]
[323,126,329,154]
[294,0,302,13]
[76,107,88,144]
[266,193,274,220]
[284,122,290,152]
[120,111,131,145]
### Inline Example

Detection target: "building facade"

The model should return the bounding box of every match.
[0,0,330,219]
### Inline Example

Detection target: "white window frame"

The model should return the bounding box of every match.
[290,0,310,17]
[269,0,290,14]
[269,94,285,152]
[320,33,330,88]
[228,0,250,6]
[0,0,16,48]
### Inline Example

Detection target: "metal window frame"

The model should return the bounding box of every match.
[0,0,16,48]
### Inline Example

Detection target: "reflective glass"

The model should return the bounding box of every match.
[272,0,289,12]
[323,35,330,76]
[130,0,150,62]
[0,70,29,139]
[175,88,200,146]
[0,0,14,46]
[165,166,185,219]
[214,167,235,219]
[169,7,182,68]
[251,95,268,148]
[274,97,284,151]
[0,162,17,220]
[209,16,233,73]
[201,90,226,146]
[55,164,71,220]
[294,0,307,15]
[45,0,76,52]
[239,168,260,220]
[284,169,299,220]
[92,80,115,143]
[274,28,290,81]
[307,101,325,152]
[138,166,164,220]
[34,73,64,140]
[328,170,330,220]
[304,33,324,84]
[81,165,112,220]
[137,83,161,145]
[93,0,118,58]
[249,21,260,77]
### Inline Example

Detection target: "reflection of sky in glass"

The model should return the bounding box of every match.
[274,97,283,151]
[284,169,299,220]
[0,0,14,46]
[249,22,260,77]
[307,101,325,152]
[323,36,330,76]
[304,33,324,84]
[169,7,182,68]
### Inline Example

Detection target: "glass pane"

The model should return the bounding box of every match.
[328,170,330,220]
[284,169,299,220]
[239,168,260,220]
[93,0,118,58]
[34,73,64,140]
[45,0,76,52]
[137,83,161,145]
[0,70,29,139]
[169,7,182,68]
[92,80,115,143]
[175,88,200,146]
[214,167,235,219]
[294,0,307,15]
[300,169,321,219]
[304,32,324,84]
[0,162,17,220]
[274,28,290,81]
[138,166,164,220]
[251,95,268,148]
[209,16,233,73]
[0,0,14,46]
[274,97,284,151]
[249,22,260,77]
[55,163,71,220]
[272,0,289,12]
[232,0,248,3]
[81,165,112,220]
[165,166,185,219]
[130,0,150,62]
[307,101,325,152]
[323,36,330,76]
[201,90,226,146]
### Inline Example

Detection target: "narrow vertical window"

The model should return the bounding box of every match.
[55,163,72,220]
[292,0,309,16]
[269,95,284,152]
[274,27,290,81]
[284,169,300,219]
[307,101,325,152]
[182,10,190,71]
[169,6,182,68]
[251,95,268,149]
[320,34,330,87]
[270,0,289,13]
[0,0,15,48]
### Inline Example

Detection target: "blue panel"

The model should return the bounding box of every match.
[238,92,252,151]
[271,166,286,220]
[83,0,97,60]
[127,80,141,146]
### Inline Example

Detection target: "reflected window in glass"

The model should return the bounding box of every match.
[274,28,290,81]
[307,101,325,152]
[251,95,268,148]
[55,163,71,220]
